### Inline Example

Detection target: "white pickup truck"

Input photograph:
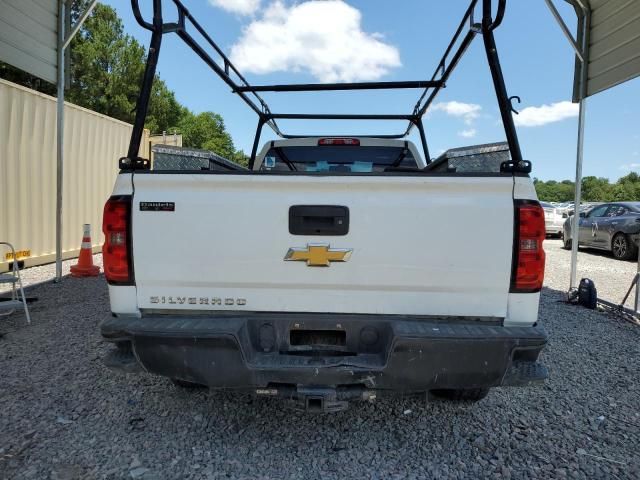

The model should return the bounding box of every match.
[101,135,548,411]
[101,0,548,411]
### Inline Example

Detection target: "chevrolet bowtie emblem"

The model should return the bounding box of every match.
[284,244,353,267]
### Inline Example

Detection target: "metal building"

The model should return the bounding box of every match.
[0,78,148,272]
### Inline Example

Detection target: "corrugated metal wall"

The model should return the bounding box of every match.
[0,0,58,84]
[0,78,147,272]
[587,0,640,97]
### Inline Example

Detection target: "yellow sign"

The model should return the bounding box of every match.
[4,250,31,261]
[284,244,352,267]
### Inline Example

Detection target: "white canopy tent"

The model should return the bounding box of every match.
[545,0,640,309]
[1,1,640,286]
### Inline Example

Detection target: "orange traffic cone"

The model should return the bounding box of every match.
[70,224,100,277]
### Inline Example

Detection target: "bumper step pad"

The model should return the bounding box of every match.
[103,344,143,374]
[502,361,548,386]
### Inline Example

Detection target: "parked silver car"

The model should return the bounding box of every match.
[540,201,564,237]
[563,202,640,260]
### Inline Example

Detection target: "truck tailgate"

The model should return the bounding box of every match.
[130,174,514,317]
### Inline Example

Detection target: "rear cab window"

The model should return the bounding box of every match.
[260,142,418,173]
[256,139,514,175]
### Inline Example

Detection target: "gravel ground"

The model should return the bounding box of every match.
[0,255,104,296]
[544,238,639,308]
[1,250,639,479]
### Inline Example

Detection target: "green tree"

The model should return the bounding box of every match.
[614,173,640,201]
[609,183,634,201]
[535,173,640,203]
[0,62,56,95]
[178,112,236,157]
[556,181,575,202]
[68,4,222,137]
[67,4,148,125]
[66,4,243,158]
[535,178,575,202]
[1,3,247,163]
[1,3,186,134]
[581,176,610,202]
[230,150,249,167]
[146,80,186,133]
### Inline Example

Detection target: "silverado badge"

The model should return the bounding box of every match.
[284,244,352,267]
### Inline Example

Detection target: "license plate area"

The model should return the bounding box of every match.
[287,329,352,356]
[290,329,346,347]
[245,314,393,364]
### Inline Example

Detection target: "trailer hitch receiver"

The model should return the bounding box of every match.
[256,384,376,413]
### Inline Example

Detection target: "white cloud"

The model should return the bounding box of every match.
[458,128,477,138]
[513,101,578,127]
[229,1,401,82]
[620,163,640,171]
[432,101,481,125]
[208,0,261,15]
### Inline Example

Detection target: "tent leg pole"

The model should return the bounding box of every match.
[55,0,66,283]
[636,242,640,312]
[569,97,586,292]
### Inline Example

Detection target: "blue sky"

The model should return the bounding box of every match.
[103,0,640,181]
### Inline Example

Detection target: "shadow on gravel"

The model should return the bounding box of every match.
[546,236,637,263]
[1,279,639,479]
[575,246,638,263]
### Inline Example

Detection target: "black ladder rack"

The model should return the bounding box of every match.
[125,0,523,171]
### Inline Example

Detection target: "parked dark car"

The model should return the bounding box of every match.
[563,202,640,260]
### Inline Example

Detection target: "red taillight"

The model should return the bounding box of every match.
[511,201,545,292]
[318,138,360,146]
[102,196,132,284]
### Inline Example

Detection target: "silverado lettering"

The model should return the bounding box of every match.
[149,296,247,306]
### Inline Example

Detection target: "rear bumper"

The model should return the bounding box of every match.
[101,313,547,394]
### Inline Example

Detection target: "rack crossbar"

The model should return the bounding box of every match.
[235,80,444,92]
[268,113,416,121]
